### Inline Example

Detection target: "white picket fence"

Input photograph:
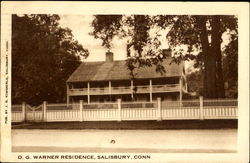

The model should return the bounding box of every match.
[11,97,238,122]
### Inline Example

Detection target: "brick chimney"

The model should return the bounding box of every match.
[106,51,114,62]
[162,49,172,57]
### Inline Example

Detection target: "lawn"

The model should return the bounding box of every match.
[12,119,237,130]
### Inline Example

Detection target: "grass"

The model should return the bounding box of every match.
[12,119,237,130]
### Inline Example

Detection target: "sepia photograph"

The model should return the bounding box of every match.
[1,2,249,163]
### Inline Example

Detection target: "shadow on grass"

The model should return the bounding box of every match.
[12,120,237,130]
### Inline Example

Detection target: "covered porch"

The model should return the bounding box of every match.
[67,77,187,105]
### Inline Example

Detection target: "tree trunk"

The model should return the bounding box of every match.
[211,16,225,98]
[204,49,217,99]
[198,16,217,99]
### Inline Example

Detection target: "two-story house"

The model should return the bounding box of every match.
[66,49,187,104]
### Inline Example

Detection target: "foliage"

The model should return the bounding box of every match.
[12,14,89,105]
[90,15,238,99]
[90,15,123,49]
[222,34,238,98]
[186,70,203,97]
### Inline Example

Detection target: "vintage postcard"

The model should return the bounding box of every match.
[1,1,249,162]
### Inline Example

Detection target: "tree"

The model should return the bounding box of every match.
[186,69,203,97]
[90,15,238,99]
[222,33,238,98]
[12,14,89,105]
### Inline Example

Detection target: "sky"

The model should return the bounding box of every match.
[59,15,170,62]
[59,15,127,62]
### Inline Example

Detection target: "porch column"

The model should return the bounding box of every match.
[179,77,183,106]
[66,83,69,106]
[131,80,134,100]
[149,79,152,102]
[87,82,90,104]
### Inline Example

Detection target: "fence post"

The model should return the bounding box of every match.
[43,101,47,122]
[117,99,122,121]
[199,96,204,120]
[79,100,83,122]
[22,102,26,122]
[157,97,162,121]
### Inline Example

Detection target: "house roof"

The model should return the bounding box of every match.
[67,58,184,83]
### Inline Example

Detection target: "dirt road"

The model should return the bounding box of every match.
[12,129,237,153]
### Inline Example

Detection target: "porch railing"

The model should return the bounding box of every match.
[68,84,180,96]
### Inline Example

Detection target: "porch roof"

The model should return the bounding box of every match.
[67,59,184,83]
